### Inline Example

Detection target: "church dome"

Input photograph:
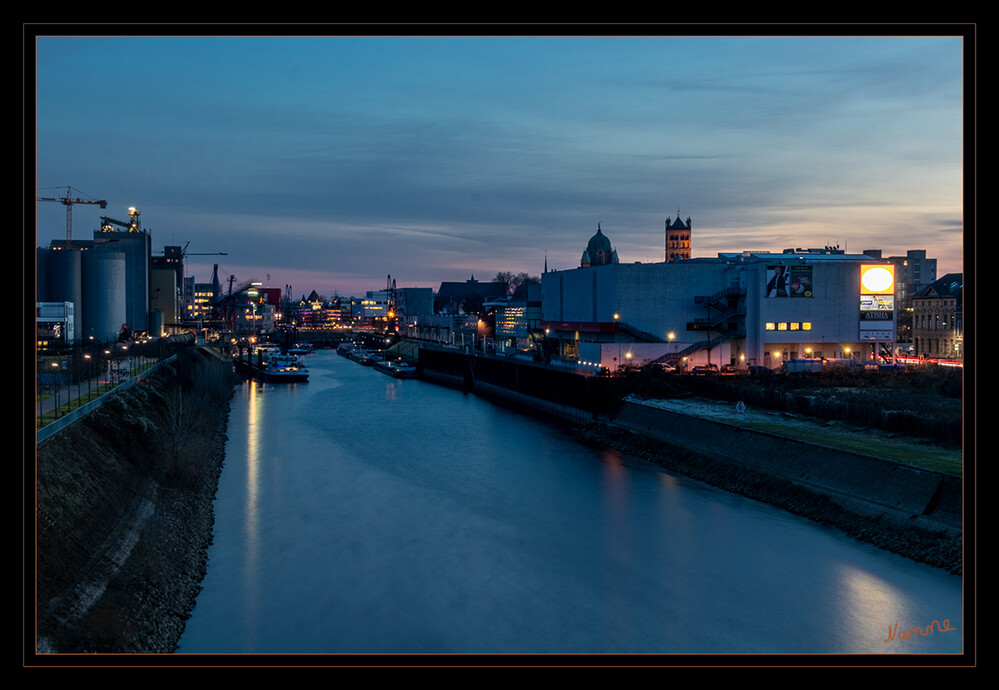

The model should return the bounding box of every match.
[587,225,612,254]
[581,223,618,267]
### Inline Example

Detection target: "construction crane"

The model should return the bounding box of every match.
[36,186,108,246]
[179,241,227,258]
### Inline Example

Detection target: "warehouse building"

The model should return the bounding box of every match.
[541,226,898,372]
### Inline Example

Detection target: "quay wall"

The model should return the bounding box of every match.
[610,400,962,531]
[417,345,611,424]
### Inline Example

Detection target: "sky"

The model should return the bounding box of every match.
[32,30,968,300]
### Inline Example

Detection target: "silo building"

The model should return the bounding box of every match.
[93,208,151,334]
[82,248,127,342]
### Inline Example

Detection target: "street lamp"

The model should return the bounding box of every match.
[84,354,92,401]
[50,361,60,417]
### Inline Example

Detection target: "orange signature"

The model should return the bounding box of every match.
[884,619,957,643]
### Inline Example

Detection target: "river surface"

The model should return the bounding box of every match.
[176,349,964,656]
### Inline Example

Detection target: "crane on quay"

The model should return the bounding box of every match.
[36,186,108,247]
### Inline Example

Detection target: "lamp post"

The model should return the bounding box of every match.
[50,361,60,418]
[84,354,92,402]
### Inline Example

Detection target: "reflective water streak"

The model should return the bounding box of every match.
[177,350,963,655]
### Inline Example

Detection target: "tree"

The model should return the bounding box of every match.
[493,271,540,296]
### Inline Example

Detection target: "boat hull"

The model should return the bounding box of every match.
[237,356,309,383]
[373,361,419,378]
[262,370,309,383]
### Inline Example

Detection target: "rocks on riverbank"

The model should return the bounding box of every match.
[34,348,236,654]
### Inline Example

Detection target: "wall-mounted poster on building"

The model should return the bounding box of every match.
[767,265,812,297]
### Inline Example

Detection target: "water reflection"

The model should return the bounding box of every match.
[241,381,264,648]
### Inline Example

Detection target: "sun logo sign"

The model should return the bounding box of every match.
[859,264,895,342]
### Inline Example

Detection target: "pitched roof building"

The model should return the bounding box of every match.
[912,273,963,360]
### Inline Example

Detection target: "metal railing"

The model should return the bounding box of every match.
[34,333,197,443]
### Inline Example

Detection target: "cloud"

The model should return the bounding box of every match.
[34,34,966,297]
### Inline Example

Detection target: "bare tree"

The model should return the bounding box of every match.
[493,271,540,296]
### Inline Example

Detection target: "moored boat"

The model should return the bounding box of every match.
[261,353,309,382]
[349,349,375,365]
[373,359,419,378]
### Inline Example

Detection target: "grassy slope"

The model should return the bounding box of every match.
[629,396,963,475]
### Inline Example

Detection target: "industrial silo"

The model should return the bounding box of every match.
[46,247,85,343]
[36,247,50,302]
[148,309,164,339]
[82,250,127,342]
[93,226,150,333]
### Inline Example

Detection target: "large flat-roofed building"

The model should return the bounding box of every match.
[541,249,898,371]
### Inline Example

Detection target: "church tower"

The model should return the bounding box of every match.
[665,213,692,262]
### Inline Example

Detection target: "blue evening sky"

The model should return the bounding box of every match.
[33,33,966,299]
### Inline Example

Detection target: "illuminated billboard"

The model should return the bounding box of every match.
[766,265,813,297]
[859,264,895,340]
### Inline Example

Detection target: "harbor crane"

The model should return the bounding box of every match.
[36,186,107,246]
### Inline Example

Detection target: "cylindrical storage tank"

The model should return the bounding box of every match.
[47,248,84,342]
[82,250,127,343]
[36,247,50,302]
[148,309,164,338]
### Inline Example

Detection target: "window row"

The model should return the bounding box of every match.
[765,322,812,331]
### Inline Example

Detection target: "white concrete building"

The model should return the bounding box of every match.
[541,250,898,371]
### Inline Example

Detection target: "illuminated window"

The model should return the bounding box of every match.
[790,322,799,331]
[765,322,776,330]
[777,322,788,331]
[801,322,812,331]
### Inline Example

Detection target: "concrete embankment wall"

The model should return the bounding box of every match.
[417,346,608,424]
[611,400,962,532]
